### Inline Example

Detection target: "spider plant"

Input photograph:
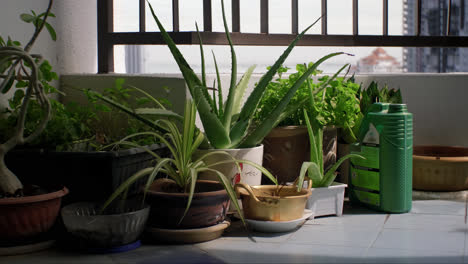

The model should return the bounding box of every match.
[148,0,346,149]
[99,98,275,225]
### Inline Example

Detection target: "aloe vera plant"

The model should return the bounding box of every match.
[148,0,345,149]
[99,97,274,225]
[296,81,365,189]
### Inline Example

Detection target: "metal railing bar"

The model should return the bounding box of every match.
[383,0,388,35]
[353,0,358,35]
[321,0,327,35]
[292,0,298,34]
[172,0,179,32]
[447,0,452,36]
[261,0,268,33]
[203,0,212,32]
[416,0,421,36]
[105,31,468,47]
[139,0,145,32]
[97,0,114,73]
[232,0,240,32]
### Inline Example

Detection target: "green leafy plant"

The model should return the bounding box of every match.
[296,82,364,189]
[148,0,347,149]
[254,63,361,131]
[99,98,275,225]
[0,0,55,195]
[340,80,403,143]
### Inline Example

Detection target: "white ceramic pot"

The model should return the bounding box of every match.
[194,145,264,186]
[305,182,347,219]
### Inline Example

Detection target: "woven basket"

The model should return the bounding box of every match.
[413,146,468,191]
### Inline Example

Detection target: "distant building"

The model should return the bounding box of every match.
[403,0,468,72]
[354,48,401,73]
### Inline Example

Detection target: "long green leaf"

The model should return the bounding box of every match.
[231,65,256,121]
[194,87,231,149]
[212,51,224,119]
[134,108,183,120]
[321,153,365,187]
[233,16,323,131]
[220,0,238,131]
[297,162,321,191]
[240,52,344,148]
[178,168,198,225]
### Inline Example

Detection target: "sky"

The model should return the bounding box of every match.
[112,0,404,74]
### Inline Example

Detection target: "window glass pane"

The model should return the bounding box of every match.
[114,0,139,32]
[298,0,321,34]
[388,0,403,35]
[179,0,204,31]
[240,0,260,33]
[327,0,352,34]
[269,0,291,34]
[358,0,382,35]
[146,0,173,32]
[212,0,232,32]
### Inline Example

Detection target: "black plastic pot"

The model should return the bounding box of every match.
[5,144,168,204]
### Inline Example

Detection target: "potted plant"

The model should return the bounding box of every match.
[72,96,274,243]
[297,107,364,219]
[149,0,346,186]
[2,79,169,204]
[0,0,68,249]
[255,63,359,184]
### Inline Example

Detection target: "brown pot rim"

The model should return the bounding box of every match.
[413,145,468,162]
[147,180,228,198]
[0,186,69,205]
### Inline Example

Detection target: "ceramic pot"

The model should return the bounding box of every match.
[0,186,68,243]
[235,181,312,221]
[61,199,149,248]
[194,145,264,186]
[145,179,230,229]
[413,145,468,191]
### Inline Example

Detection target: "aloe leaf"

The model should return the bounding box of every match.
[234,17,322,130]
[297,162,322,191]
[240,52,344,148]
[212,51,224,119]
[303,110,319,165]
[220,0,238,131]
[212,79,218,116]
[321,153,365,187]
[232,65,256,120]
[194,87,231,149]
[195,23,206,88]
[147,2,203,97]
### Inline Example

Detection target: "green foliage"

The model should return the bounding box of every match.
[254,63,361,132]
[148,0,344,149]
[0,79,164,151]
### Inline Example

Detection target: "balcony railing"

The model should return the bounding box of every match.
[98,0,468,73]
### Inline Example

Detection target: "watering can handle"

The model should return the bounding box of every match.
[234,183,261,203]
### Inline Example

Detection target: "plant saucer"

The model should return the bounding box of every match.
[245,209,313,233]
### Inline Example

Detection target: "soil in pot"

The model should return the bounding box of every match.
[145,179,230,229]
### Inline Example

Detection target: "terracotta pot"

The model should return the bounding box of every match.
[145,179,230,229]
[413,145,468,191]
[262,126,337,184]
[235,181,312,222]
[0,186,68,242]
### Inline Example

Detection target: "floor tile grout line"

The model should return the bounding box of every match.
[363,213,389,257]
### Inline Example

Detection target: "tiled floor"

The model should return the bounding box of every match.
[2,198,467,263]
